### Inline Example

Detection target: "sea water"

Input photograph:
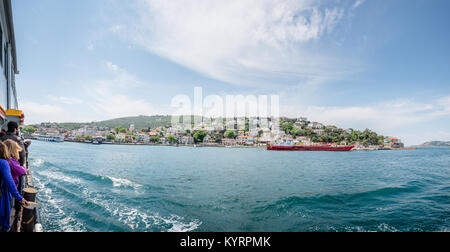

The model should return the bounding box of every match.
[29,141,449,232]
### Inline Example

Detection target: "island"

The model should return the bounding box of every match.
[21,115,406,151]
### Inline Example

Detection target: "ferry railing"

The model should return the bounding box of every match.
[11,145,43,232]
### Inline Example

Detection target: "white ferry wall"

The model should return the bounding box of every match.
[0,0,22,130]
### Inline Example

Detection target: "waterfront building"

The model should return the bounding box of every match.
[137,133,150,143]
[222,138,236,146]
[296,136,311,145]
[181,136,194,145]
[236,136,256,145]
[159,137,167,144]
[116,133,126,142]
[384,137,404,149]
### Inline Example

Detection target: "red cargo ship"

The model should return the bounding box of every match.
[267,144,354,152]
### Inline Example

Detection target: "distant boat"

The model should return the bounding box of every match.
[35,135,64,143]
[268,144,354,152]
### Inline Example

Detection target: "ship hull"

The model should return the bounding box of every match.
[267,145,354,152]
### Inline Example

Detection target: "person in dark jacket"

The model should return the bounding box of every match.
[0,122,26,167]
[0,142,29,232]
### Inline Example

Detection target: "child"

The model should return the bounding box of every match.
[0,142,29,232]
[4,139,27,187]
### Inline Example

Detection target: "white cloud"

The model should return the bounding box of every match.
[352,0,366,10]
[85,61,162,119]
[119,0,359,87]
[48,95,84,105]
[104,61,143,88]
[20,101,67,124]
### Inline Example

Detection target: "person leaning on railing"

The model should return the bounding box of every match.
[0,142,29,232]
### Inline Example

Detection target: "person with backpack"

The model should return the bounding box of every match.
[0,142,29,232]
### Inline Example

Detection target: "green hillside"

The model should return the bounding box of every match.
[420,141,450,147]
[91,115,173,129]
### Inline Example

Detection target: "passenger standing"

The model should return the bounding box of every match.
[0,122,26,167]
[4,140,27,188]
[0,142,29,232]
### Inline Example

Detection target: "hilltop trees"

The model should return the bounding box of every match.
[193,130,207,143]
[22,126,37,135]
[280,119,385,146]
[115,126,127,134]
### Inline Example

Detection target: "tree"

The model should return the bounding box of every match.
[22,126,37,135]
[193,130,207,143]
[291,128,301,138]
[150,136,160,143]
[106,135,116,141]
[115,126,126,134]
[167,135,178,145]
[224,130,237,139]
[281,121,294,135]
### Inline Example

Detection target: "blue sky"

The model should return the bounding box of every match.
[11,0,450,145]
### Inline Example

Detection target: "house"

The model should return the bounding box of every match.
[236,136,255,145]
[313,129,325,135]
[137,133,150,143]
[258,129,273,145]
[294,121,306,129]
[273,136,294,146]
[384,137,404,148]
[296,136,311,145]
[125,135,133,143]
[116,133,126,142]
[203,135,216,144]
[159,137,167,144]
[327,126,338,131]
[181,136,194,145]
[311,122,324,129]
[222,138,237,146]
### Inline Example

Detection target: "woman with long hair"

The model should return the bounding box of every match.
[0,142,29,232]
[4,139,27,188]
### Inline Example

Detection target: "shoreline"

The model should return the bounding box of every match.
[29,139,416,151]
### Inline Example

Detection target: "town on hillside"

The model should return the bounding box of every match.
[21,117,405,150]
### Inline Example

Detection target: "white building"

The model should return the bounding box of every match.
[137,133,150,143]
[181,136,194,145]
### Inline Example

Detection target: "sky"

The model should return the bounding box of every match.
[11,0,450,145]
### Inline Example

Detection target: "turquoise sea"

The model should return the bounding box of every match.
[29,141,449,232]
